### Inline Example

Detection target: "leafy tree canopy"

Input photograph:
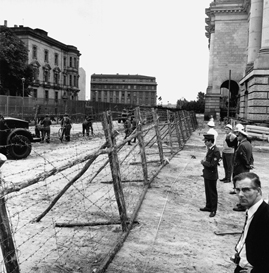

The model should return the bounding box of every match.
[176,92,205,113]
[0,26,33,96]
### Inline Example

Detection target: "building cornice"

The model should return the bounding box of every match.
[205,1,248,47]
[10,26,81,56]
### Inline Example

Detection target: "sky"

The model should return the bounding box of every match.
[1,0,213,104]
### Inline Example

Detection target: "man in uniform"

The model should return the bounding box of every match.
[200,134,221,217]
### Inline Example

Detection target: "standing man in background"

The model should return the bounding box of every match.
[207,120,218,145]
[220,124,236,183]
[41,114,52,143]
[61,113,72,142]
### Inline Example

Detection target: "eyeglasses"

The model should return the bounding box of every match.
[235,187,257,194]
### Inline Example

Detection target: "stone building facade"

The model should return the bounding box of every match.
[8,22,81,102]
[205,0,269,122]
[91,74,157,106]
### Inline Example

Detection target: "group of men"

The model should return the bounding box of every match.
[200,120,269,272]
[35,113,72,143]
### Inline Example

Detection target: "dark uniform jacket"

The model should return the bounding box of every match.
[202,145,220,180]
[245,201,269,272]
[233,139,253,176]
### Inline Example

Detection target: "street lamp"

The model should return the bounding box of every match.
[21,77,25,119]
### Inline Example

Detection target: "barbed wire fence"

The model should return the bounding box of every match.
[0,107,197,273]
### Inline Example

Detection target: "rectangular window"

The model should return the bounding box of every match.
[69,57,72,67]
[74,57,77,68]
[74,75,76,87]
[44,71,49,82]
[44,50,48,62]
[69,75,72,86]
[45,90,49,99]
[64,75,66,85]
[55,53,58,66]
[64,57,66,67]
[55,91,58,102]
[33,89,37,98]
[33,45,37,59]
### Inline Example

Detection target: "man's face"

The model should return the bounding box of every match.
[235,178,261,208]
[204,139,212,147]
[237,133,244,141]
[225,128,231,134]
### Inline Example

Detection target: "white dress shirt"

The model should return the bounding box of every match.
[236,199,263,268]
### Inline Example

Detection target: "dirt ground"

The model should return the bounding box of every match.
[105,122,269,273]
[1,119,269,273]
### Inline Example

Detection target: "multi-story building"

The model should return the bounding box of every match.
[205,0,269,122]
[8,22,81,102]
[91,74,157,106]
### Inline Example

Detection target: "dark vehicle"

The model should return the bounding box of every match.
[0,117,40,159]
[118,109,134,123]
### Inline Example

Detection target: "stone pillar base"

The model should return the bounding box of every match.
[204,93,220,120]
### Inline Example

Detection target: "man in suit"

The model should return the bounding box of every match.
[232,172,269,273]
[200,134,221,217]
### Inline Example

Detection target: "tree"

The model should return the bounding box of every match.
[176,92,205,113]
[0,26,33,96]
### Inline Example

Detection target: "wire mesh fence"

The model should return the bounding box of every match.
[0,107,197,273]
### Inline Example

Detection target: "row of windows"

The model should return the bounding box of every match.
[31,89,77,100]
[93,90,155,97]
[92,78,155,83]
[93,97,155,104]
[32,45,78,68]
[34,68,78,87]
[92,85,156,90]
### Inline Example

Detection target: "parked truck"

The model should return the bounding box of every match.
[0,116,40,159]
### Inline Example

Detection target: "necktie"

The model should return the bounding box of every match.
[235,211,248,253]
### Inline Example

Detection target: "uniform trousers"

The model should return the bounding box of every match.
[222,153,234,181]
[204,178,218,212]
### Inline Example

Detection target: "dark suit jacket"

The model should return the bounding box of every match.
[202,145,220,180]
[245,201,269,272]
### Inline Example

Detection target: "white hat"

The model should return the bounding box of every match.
[237,128,248,137]
[207,120,215,127]
[234,124,244,132]
[225,124,232,130]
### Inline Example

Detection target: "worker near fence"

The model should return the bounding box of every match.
[82,115,93,137]
[124,116,132,145]
[41,114,52,143]
[61,113,72,142]
[200,134,221,218]
[232,172,269,273]
[207,120,218,145]
[131,117,137,143]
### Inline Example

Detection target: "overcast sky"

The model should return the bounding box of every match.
[1,0,213,104]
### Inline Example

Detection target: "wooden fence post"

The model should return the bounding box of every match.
[177,112,186,143]
[167,110,173,155]
[0,154,20,273]
[182,111,191,139]
[152,108,164,163]
[174,112,182,149]
[102,112,128,231]
[135,108,148,185]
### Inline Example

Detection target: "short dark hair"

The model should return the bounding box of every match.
[234,172,261,188]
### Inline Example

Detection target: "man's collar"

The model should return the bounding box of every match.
[247,198,263,218]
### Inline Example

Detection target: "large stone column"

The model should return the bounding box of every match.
[207,32,215,93]
[261,0,269,51]
[247,0,263,65]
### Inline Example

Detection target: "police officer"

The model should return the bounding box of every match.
[200,134,221,217]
